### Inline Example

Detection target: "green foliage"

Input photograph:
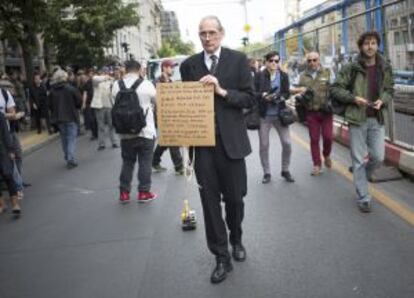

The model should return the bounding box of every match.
[0,0,49,85]
[237,42,269,54]
[157,34,195,58]
[0,0,48,45]
[45,0,139,67]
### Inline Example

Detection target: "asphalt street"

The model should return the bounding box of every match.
[0,123,413,298]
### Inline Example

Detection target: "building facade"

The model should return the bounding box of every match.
[106,0,162,64]
[161,10,180,41]
[385,0,414,71]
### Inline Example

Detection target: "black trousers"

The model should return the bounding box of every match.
[0,172,18,197]
[194,136,247,261]
[120,137,155,192]
[152,145,183,170]
[33,108,51,133]
[84,107,98,138]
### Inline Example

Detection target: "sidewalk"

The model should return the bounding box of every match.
[332,120,414,176]
[291,124,414,227]
[19,130,60,155]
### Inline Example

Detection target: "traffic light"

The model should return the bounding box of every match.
[242,37,249,46]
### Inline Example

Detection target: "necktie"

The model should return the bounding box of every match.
[209,55,218,75]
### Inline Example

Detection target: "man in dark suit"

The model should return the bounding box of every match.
[180,15,255,284]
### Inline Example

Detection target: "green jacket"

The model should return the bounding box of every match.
[330,54,394,126]
[298,67,331,111]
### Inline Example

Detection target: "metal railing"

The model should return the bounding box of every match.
[246,0,414,151]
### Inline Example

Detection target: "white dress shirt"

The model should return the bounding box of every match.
[204,47,222,71]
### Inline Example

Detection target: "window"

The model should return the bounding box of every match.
[394,31,402,45]
[401,16,408,26]
[391,19,398,27]
[403,31,409,43]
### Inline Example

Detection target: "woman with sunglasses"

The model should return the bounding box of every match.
[254,51,295,184]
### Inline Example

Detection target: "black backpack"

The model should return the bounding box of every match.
[111,79,147,134]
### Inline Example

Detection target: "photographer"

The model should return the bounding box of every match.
[297,52,333,176]
[254,51,294,184]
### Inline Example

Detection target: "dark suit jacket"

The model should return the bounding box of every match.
[180,47,255,159]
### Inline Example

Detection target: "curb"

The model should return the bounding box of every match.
[22,134,60,157]
[333,121,414,176]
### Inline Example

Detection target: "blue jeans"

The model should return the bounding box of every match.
[13,163,23,191]
[349,118,385,202]
[58,122,78,163]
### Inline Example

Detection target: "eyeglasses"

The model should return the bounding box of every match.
[307,58,319,63]
[199,30,219,39]
[268,59,280,63]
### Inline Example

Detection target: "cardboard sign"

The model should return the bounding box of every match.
[157,82,215,146]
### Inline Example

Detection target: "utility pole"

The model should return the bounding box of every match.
[284,0,301,24]
[241,0,250,46]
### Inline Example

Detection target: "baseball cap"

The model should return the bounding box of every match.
[161,59,178,68]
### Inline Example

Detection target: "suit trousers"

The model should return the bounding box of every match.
[194,136,246,261]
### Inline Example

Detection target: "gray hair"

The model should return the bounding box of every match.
[199,15,224,32]
[51,69,68,84]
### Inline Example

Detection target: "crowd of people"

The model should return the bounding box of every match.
[0,14,393,285]
[0,57,187,213]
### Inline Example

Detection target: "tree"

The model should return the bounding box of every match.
[45,0,139,68]
[0,0,49,87]
[0,0,139,83]
[237,42,270,55]
[157,34,195,58]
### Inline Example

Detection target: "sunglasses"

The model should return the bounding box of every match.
[307,58,318,63]
[268,59,280,63]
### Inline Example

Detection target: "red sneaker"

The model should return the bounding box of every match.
[138,191,157,203]
[119,191,130,204]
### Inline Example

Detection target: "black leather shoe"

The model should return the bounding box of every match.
[232,244,246,262]
[281,171,295,183]
[210,261,233,284]
[262,174,271,184]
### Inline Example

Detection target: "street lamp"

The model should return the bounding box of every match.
[241,0,251,47]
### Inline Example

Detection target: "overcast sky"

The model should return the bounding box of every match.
[161,0,326,51]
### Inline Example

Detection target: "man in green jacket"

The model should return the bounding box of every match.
[330,31,394,213]
[298,51,333,176]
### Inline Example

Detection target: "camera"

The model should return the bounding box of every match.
[266,86,284,105]
[295,88,314,105]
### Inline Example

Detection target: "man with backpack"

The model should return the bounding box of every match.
[330,31,394,213]
[111,60,157,204]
